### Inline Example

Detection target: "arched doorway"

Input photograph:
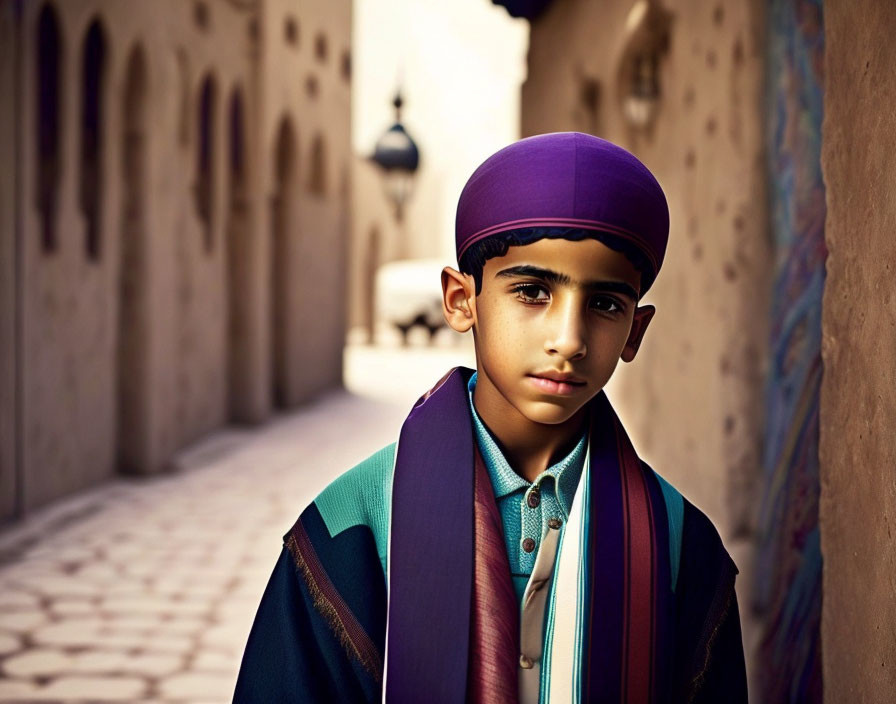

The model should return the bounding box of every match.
[270,118,297,408]
[117,45,148,474]
[226,88,249,419]
[196,73,217,253]
[80,18,106,260]
[35,3,62,253]
[308,133,327,196]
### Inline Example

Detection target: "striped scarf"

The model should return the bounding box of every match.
[384,367,674,703]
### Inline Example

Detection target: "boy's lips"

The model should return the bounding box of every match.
[527,371,587,395]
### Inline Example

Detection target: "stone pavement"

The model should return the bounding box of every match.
[0,384,414,702]
[0,338,762,701]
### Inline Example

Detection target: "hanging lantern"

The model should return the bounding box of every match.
[371,92,420,222]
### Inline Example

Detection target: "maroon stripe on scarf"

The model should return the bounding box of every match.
[615,418,656,704]
[467,447,519,704]
[286,521,384,681]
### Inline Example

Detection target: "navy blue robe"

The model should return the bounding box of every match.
[234,368,746,702]
[233,474,746,702]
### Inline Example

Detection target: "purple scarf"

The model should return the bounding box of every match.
[385,367,674,703]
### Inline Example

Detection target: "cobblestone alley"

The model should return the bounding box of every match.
[0,344,474,702]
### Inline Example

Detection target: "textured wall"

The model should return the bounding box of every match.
[819,0,896,699]
[0,2,17,521]
[348,156,401,336]
[3,0,352,521]
[259,0,352,406]
[523,0,769,541]
[752,1,825,700]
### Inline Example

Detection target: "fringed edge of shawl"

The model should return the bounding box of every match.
[285,525,384,683]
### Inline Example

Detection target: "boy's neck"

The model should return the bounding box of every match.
[471,376,588,483]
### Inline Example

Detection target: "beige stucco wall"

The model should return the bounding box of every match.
[819,1,896,699]
[523,0,769,540]
[14,0,247,509]
[259,0,352,404]
[130,1,252,474]
[2,0,351,522]
[0,2,17,520]
[348,156,402,336]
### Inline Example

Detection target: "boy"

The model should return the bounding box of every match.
[233,133,747,702]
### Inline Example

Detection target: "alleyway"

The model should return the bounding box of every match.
[0,343,473,702]
[0,338,770,701]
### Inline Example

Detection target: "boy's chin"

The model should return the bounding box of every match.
[518,399,589,427]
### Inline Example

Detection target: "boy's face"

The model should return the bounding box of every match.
[443,237,654,427]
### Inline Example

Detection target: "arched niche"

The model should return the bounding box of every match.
[176,49,190,149]
[226,86,250,419]
[35,3,63,253]
[229,89,246,194]
[196,72,217,252]
[308,133,326,196]
[80,17,107,260]
[270,117,298,408]
[117,44,149,473]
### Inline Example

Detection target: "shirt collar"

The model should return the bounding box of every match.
[466,371,587,517]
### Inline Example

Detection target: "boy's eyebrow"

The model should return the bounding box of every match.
[495,265,640,300]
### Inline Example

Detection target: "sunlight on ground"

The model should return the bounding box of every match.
[343,326,476,407]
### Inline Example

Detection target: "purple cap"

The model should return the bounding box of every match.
[455,132,669,294]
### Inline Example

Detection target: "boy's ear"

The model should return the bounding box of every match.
[441,266,476,333]
[621,304,655,363]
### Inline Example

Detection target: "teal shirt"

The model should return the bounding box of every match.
[466,372,587,604]
[312,379,684,616]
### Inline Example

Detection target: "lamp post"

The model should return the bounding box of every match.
[371,91,420,227]
[363,91,420,343]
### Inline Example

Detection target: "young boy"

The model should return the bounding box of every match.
[233,132,747,703]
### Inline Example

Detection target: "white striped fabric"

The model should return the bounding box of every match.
[544,440,591,702]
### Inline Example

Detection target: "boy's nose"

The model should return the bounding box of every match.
[544,299,587,360]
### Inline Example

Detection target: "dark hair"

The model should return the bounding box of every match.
[457,227,652,297]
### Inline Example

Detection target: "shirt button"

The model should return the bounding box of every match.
[520,654,534,669]
[522,537,536,553]
[526,490,541,509]
[548,517,562,529]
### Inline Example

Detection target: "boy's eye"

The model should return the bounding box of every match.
[590,296,623,314]
[512,284,550,303]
